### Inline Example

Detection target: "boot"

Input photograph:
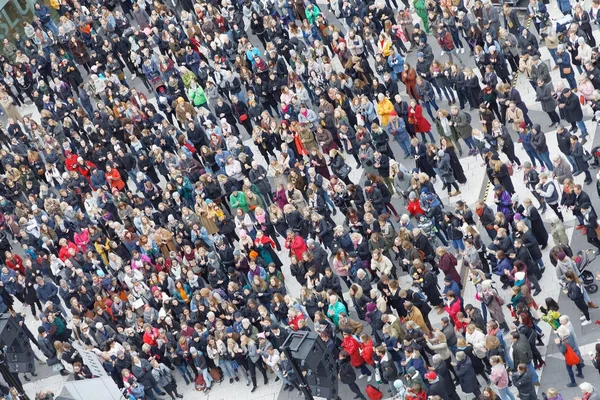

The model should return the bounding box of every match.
[588,301,599,309]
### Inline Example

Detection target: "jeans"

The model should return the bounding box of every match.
[451,30,464,49]
[394,135,412,157]
[525,149,540,167]
[567,155,579,172]
[577,120,588,140]
[451,239,465,251]
[565,73,577,89]
[177,364,193,383]
[359,363,372,376]
[423,100,439,120]
[218,359,236,378]
[201,368,214,388]
[537,151,553,170]
[504,346,515,370]
[566,361,584,384]
[463,136,476,149]
[528,361,540,383]
[498,386,517,400]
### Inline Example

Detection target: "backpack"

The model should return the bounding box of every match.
[465,112,472,123]
[505,161,514,176]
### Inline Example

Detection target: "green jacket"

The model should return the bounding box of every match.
[188,85,207,106]
[327,300,347,326]
[229,191,249,212]
[305,5,321,25]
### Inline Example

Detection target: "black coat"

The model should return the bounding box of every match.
[571,142,590,172]
[561,93,584,123]
[512,369,537,400]
[456,356,480,394]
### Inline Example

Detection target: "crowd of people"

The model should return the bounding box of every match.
[1,0,600,399]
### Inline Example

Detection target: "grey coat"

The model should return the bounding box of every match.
[535,83,557,113]
[553,157,573,184]
[531,61,551,85]
[438,153,455,183]
[512,369,537,400]
[151,363,174,388]
[451,112,473,139]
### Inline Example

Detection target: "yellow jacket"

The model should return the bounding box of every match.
[377,98,394,126]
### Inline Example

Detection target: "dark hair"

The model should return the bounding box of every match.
[545,298,559,312]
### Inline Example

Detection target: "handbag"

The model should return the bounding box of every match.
[239,114,248,122]
[562,66,572,75]
[564,343,581,366]
[338,163,351,179]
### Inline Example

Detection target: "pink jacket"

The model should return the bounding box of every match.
[490,364,509,389]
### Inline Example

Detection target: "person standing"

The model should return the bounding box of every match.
[564,270,593,326]
[555,326,585,387]
[559,89,588,141]
[512,363,538,400]
[490,355,516,400]
[570,135,592,184]
[338,350,367,400]
[535,173,564,221]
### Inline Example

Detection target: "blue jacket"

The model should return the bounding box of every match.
[35,5,52,24]
[90,170,107,190]
[494,257,513,277]
[0,269,17,295]
[36,280,59,303]
[388,53,405,75]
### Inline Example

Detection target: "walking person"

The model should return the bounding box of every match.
[535,173,563,221]
[564,270,593,326]
[339,350,367,400]
[555,325,585,387]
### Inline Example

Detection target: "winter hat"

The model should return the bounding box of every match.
[514,271,526,286]
[557,252,566,261]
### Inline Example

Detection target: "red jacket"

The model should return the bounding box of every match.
[143,327,160,346]
[65,153,79,171]
[410,105,431,133]
[342,335,365,367]
[285,235,308,259]
[359,339,375,365]
[289,313,306,331]
[58,241,79,261]
[407,199,424,217]
[5,254,24,274]
[444,298,462,327]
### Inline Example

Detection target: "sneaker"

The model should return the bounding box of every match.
[567,382,578,388]
[582,319,592,326]
[441,51,445,56]
[576,373,585,378]
[580,315,587,321]
[358,374,366,379]
[367,375,373,382]
[461,48,465,54]
[455,48,460,54]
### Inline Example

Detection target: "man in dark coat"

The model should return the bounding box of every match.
[455,352,481,397]
[510,332,533,367]
[574,185,594,228]
[558,88,588,141]
[512,364,537,400]
[570,135,592,184]
[425,370,460,400]
[338,350,366,400]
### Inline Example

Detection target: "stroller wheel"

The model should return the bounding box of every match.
[586,284,599,294]
[581,270,595,284]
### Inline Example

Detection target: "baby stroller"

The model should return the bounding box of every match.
[588,146,600,169]
[574,249,598,294]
